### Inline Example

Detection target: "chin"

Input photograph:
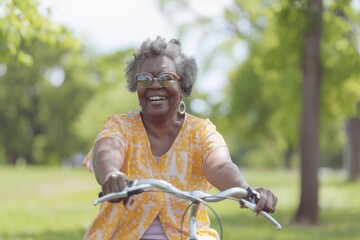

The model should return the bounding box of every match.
[144,108,168,117]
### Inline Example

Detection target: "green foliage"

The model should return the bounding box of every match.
[230,1,307,167]
[0,39,139,165]
[0,1,139,165]
[0,0,90,165]
[156,0,360,168]
[230,0,360,168]
[1,167,359,240]
[0,39,94,164]
[74,50,139,149]
[205,1,306,167]
[0,0,80,65]
[319,0,360,165]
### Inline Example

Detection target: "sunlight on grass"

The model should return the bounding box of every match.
[0,167,99,239]
[1,166,359,240]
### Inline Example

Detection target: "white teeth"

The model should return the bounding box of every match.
[148,96,167,101]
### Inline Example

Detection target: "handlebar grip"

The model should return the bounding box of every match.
[240,199,282,230]
[97,180,135,198]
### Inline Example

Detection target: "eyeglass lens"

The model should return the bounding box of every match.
[136,73,177,88]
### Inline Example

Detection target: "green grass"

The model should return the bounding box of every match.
[0,166,99,240]
[209,169,360,240]
[1,166,359,240]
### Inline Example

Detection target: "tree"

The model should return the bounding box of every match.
[0,0,143,165]
[74,50,139,150]
[0,39,93,165]
[155,0,305,167]
[156,0,360,168]
[0,0,79,65]
[344,102,360,180]
[294,0,323,224]
[155,0,360,225]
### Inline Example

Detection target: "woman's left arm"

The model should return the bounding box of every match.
[202,146,277,213]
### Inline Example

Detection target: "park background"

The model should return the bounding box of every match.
[1,0,360,239]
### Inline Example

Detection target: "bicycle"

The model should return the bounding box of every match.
[94,179,282,240]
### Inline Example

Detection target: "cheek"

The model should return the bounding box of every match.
[137,87,146,96]
[136,88,146,102]
[170,82,183,97]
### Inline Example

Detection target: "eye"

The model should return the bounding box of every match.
[136,74,153,82]
[157,73,175,81]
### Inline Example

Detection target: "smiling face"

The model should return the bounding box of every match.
[137,55,182,119]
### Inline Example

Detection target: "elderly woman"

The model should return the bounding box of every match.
[83,37,277,240]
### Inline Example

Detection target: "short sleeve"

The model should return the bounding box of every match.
[200,119,227,162]
[82,114,128,171]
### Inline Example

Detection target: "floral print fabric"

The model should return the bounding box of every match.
[83,111,227,240]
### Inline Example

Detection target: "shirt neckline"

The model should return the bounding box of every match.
[136,112,187,160]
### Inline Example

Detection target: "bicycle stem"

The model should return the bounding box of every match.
[188,201,200,240]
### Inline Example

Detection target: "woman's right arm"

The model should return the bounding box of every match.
[92,137,129,196]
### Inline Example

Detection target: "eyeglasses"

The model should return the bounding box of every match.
[135,72,180,88]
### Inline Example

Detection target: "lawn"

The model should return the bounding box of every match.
[0,166,359,240]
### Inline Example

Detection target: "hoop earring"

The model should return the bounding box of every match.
[178,100,186,115]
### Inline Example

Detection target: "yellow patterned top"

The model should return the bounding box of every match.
[83,111,227,240]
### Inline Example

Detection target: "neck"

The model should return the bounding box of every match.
[141,112,184,138]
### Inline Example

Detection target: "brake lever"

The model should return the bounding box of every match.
[245,186,260,203]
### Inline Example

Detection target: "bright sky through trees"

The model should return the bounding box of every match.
[39,0,237,109]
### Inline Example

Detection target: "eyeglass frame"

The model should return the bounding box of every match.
[135,72,181,88]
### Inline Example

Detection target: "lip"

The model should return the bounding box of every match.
[147,95,168,102]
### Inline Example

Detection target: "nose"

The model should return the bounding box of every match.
[149,78,162,88]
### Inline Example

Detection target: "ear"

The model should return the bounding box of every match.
[180,91,186,98]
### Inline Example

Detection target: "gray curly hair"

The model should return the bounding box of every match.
[124,36,198,97]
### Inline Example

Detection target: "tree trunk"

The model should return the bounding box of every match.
[284,144,293,170]
[6,151,18,165]
[294,0,323,224]
[344,118,360,180]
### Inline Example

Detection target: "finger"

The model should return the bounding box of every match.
[101,172,130,203]
[102,180,111,195]
[270,195,278,213]
[264,191,274,213]
[260,189,277,213]
[123,197,130,206]
[255,191,266,214]
[266,190,278,213]
[109,174,126,203]
[111,174,123,192]
[119,177,129,190]
[255,187,275,214]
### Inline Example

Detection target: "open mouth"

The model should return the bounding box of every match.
[148,96,167,102]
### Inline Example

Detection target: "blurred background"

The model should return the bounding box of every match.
[1,0,359,239]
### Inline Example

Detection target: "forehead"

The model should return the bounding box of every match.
[140,55,177,73]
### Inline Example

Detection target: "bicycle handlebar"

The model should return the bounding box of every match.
[94,179,282,230]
